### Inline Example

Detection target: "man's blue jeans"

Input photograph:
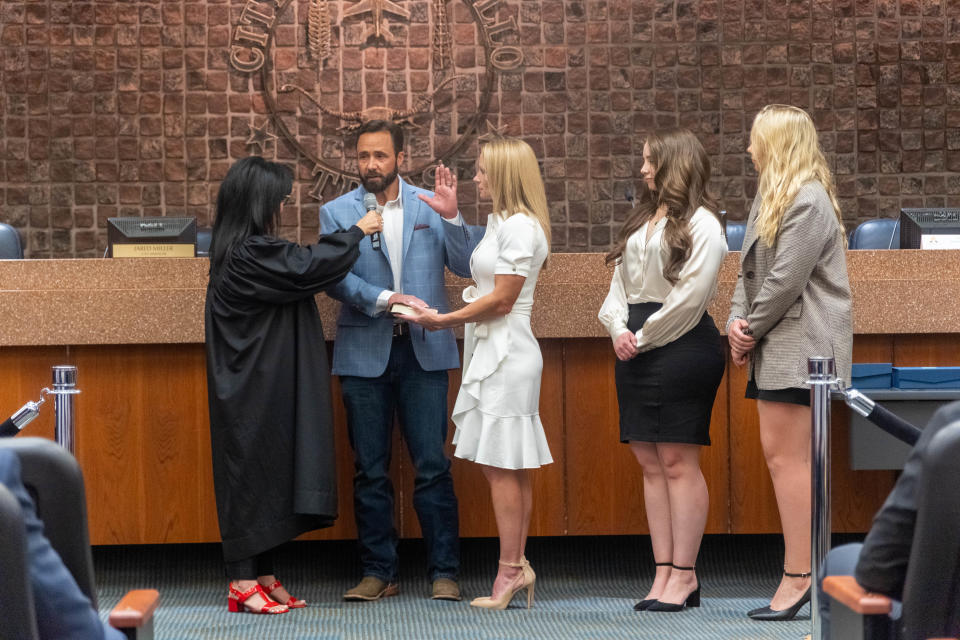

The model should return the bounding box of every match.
[340,335,460,583]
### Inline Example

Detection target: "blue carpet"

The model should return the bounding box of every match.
[94,535,850,639]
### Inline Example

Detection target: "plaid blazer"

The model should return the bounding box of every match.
[727,181,853,390]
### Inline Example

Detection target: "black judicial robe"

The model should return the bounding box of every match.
[205,229,363,563]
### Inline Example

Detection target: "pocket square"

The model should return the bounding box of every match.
[414,223,430,231]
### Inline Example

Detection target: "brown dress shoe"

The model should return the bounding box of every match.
[431,578,462,601]
[343,577,399,601]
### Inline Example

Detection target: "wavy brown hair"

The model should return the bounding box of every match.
[605,128,720,284]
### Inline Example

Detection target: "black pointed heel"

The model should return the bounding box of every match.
[646,565,700,612]
[747,570,811,621]
[634,561,672,611]
[633,598,657,611]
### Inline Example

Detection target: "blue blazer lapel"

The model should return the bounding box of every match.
[400,180,420,266]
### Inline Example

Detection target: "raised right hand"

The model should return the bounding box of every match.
[355,210,383,236]
[416,163,459,220]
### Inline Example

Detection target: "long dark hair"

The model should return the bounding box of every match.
[209,156,293,277]
[605,128,719,284]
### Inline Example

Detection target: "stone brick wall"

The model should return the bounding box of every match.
[1,0,958,257]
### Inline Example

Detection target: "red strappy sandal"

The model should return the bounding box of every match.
[227,583,289,614]
[262,580,307,609]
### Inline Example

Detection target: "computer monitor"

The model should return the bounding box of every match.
[899,208,960,249]
[106,217,197,258]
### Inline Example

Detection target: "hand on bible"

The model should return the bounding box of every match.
[416,163,459,220]
[396,305,443,331]
[387,293,428,310]
[613,331,639,361]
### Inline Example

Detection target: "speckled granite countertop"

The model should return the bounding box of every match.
[0,251,958,346]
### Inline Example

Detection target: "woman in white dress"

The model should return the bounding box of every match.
[401,137,552,610]
[598,128,727,612]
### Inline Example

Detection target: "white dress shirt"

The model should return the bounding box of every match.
[374,177,464,313]
[598,206,727,352]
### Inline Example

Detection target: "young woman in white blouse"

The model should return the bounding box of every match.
[599,128,727,612]
[401,137,552,610]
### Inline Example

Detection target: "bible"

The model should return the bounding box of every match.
[390,303,438,316]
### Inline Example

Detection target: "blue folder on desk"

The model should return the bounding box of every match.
[851,363,893,389]
[892,366,960,389]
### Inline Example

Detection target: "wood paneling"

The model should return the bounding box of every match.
[702,362,731,534]
[72,345,219,545]
[727,350,778,533]
[832,336,898,531]
[564,339,648,535]
[528,340,568,536]
[0,346,68,442]
[893,334,960,365]
[3,334,922,545]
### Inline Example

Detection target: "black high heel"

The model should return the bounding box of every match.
[634,561,672,611]
[747,570,811,621]
[646,565,700,612]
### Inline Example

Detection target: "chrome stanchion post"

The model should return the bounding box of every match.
[51,365,80,453]
[808,356,837,640]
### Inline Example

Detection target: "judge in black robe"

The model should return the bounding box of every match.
[205,156,381,613]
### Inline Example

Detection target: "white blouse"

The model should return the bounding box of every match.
[598,207,727,352]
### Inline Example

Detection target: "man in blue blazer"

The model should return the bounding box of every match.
[320,120,483,602]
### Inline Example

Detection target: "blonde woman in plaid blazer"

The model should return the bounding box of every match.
[727,105,852,621]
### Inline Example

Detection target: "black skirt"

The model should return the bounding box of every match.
[615,302,725,445]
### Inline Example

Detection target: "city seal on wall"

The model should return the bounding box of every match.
[230,0,523,201]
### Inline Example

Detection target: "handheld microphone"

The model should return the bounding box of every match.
[363,193,382,251]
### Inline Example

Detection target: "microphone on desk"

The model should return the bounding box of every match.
[363,193,382,251]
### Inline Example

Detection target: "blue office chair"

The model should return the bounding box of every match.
[849,218,900,250]
[726,222,746,251]
[0,223,24,259]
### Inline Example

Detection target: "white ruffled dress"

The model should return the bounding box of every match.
[452,212,553,469]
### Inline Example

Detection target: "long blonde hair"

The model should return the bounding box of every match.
[480,137,552,254]
[750,105,844,247]
[605,128,720,284]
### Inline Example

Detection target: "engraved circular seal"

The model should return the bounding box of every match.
[230,0,522,200]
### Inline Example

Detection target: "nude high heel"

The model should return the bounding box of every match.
[470,559,536,610]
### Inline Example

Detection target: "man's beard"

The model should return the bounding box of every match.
[360,165,399,195]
